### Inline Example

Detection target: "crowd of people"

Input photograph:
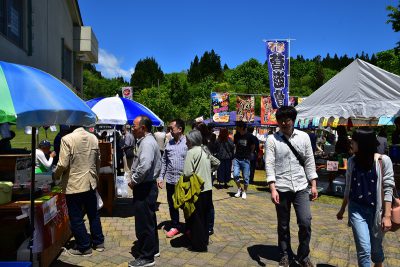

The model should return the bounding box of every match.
[2,105,396,267]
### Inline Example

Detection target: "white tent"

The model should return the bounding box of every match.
[296,59,400,122]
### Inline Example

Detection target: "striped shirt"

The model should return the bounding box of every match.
[159,135,187,185]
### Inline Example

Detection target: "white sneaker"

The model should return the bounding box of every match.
[241,191,247,199]
[234,189,241,198]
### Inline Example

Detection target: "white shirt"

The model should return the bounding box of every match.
[35,149,53,170]
[265,129,318,192]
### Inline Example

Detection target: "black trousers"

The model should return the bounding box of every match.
[275,189,312,262]
[166,182,180,229]
[187,190,212,252]
[132,181,159,260]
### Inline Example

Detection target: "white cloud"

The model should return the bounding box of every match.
[97,48,134,81]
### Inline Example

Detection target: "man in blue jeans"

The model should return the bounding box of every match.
[54,125,105,256]
[265,106,318,267]
[233,121,255,200]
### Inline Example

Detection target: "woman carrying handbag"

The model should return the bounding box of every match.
[336,128,395,267]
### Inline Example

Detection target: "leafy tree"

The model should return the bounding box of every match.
[223,63,229,71]
[228,58,267,94]
[376,49,400,75]
[167,73,189,105]
[130,57,164,91]
[187,56,201,84]
[387,3,400,52]
[188,50,223,83]
[134,86,177,122]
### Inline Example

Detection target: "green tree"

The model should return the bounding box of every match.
[376,49,400,75]
[228,58,267,94]
[387,3,400,52]
[167,73,189,105]
[130,57,164,91]
[188,50,223,83]
[134,86,176,122]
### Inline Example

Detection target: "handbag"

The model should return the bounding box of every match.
[280,134,305,167]
[378,156,400,232]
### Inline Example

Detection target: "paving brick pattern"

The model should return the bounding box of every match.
[53,181,400,267]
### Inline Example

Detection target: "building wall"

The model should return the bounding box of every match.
[0,0,89,94]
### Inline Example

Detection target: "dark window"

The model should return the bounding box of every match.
[0,0,23,47]
[62,39,73,83]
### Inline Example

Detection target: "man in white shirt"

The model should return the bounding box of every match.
[265,106,318,267]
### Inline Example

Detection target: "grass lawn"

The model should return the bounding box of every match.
[9,125,59,150]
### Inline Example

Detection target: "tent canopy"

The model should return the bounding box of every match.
[296,59,400,121]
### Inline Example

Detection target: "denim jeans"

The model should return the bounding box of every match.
[233,158,250,185]
[349,201,384,266]
[275,189,312,262]
[65,189,104,252]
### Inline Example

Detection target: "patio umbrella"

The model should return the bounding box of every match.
[0,60,97,262]
[86,96,164,126]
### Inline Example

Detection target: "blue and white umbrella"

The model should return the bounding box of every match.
[86,96,164,126]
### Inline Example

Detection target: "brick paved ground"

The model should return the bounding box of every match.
[52,174,400,267]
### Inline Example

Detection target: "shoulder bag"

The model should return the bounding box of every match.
[280,134,305,167]
[378,156,400,232]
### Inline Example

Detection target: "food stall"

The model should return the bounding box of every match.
[296,59,400,193]
[0,60,97,265]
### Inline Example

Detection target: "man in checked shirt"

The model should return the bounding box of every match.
[157,118,187,238]
[265,106,318,267]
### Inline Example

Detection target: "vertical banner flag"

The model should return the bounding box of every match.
[266,40,289,108]
[121,87,133,100]
[236,95,255,122]
[261,96,278,125]
[211,92,230,123]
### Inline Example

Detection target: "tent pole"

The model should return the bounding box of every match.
[30,127,36,262]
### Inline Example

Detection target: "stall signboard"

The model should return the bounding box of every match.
[211,92,230,123]
[327,161,339,171]
[236,95,255,122]
[261,96,278,125]
[42,195,58,225]
[266,40,289,109]
[121,86,133,100]
[15,157,31,185]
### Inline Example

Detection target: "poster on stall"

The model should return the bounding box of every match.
[236,95,255,122]
[15,157,31,185]
[266,40,289,109]
[42,195,58,225]
[261,96,278,125]
[326,161,339,171]
[121,86,133,100]
[211,92,230,123]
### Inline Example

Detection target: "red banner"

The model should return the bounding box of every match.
[261,96,277,125]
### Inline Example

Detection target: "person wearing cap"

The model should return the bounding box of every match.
[35,140,56,174]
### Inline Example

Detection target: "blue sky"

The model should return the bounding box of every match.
[78,0,399,80]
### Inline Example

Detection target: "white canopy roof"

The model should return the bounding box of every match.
[296,59,400,120]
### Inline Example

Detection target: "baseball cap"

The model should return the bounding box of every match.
[39,140,51,148]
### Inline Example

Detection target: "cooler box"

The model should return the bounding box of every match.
[332,176,346,197]
[0,182,13,204]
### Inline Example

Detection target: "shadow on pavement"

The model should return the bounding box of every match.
[50,260,80,267]
[170,234,190,248]
[110,198,161,218]
[247,244,280,266]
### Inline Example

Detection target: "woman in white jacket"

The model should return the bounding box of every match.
[336,128,395,267]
